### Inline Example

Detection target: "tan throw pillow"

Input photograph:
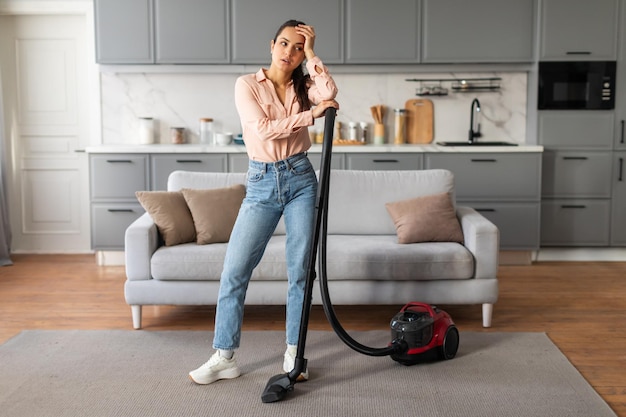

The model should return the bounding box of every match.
[385,192,464,244]
[181,184,246,244]
[135,191,196,246]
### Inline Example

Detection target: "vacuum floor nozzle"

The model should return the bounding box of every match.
[261,373,294,403]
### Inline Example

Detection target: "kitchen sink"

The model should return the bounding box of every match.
[437,141,518,147]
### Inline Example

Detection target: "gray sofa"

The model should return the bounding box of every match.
[124,169,499,329]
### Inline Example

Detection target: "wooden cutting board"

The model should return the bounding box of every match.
[405,99,434,144]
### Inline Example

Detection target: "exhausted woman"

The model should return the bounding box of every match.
[189,19,339,384]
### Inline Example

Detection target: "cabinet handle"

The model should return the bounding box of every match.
[562,156,588,160]
[107,209,134,213]
[106,159,133,163]
[175,159,203,163]
[470,159,497,162]
[565,51,591,55]
[620,120,624,144]
[372,159,399,163]
[475,208,496,212]
[560,205,586,209]
[619,157,623,182]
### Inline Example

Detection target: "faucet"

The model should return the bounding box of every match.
[468,98,482,143]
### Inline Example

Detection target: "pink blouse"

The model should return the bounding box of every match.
[234,56,338,162]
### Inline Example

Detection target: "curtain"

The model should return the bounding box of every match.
[0,68,12,266]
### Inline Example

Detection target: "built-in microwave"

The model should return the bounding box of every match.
[538,61,616,110]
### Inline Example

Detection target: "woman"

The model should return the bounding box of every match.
[189,20,339,385]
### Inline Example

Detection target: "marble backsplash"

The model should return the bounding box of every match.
[99,69,527,146]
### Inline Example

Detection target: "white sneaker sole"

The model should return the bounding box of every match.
[188,367,241,385]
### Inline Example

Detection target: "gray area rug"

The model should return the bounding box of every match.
[0,330,617,417]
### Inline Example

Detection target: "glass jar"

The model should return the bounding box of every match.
[138,117,154,145]
[359,122,368,143]
[199,118,214,145]
[171,127,185,144]
[348,122,358,141]
[394,109,406,144]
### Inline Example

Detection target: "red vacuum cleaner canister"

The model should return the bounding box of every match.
[389,302,459,365]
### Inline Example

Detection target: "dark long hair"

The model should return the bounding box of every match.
[273,19,312,111]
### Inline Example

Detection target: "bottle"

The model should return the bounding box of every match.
[199,118,214,145]
[348,122,358,141]
[394,109,406,145]
[138,117,154,145]
[359,122,368,143]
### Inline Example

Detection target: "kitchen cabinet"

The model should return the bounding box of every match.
[89,154,149,249]
[154,0,229,63]
[151,154,227,190]
[540,0,619,60]
[346,153,422,171]
[611,152,626,245]
[541,151,613,198]
[538,111,614,149]
[425,152,542,250]
[421,0,535,63]
[540,200,611,246]
[94,0,153,64]
[230,0,343,64]
[95,0,229,64]
[345,0,420,63]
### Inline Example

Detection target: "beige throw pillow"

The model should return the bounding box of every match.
[135,191,196,246]
[385,192,464,244]
[181,184,246,244]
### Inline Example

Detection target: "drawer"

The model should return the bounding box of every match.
[91,203,145,249]
[346,153,422,170]
[538,111,614,149]
[308,153,345,171]
[425,153,541,201]
[228,154,249,173]
[542,151,612,198]
[151,154,227,190]
[90,154,148,200]
[540,199,610,246]
[462,201,540,250]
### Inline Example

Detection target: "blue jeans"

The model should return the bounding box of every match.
[212,153,318,350]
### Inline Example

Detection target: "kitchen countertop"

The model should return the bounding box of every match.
[85,143,543,153]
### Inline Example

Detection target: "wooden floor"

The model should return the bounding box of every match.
[0,254,625,415]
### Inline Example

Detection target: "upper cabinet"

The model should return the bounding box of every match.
[540,0,619,60]
[94,0,229,64]
[154,0,229,64]
[345,0,420,64]
[95,0,154,64]
[421,0,535,63]
[230,0,343,64]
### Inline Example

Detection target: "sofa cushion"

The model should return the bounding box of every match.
[327,170,456,235]
[135,191,196,246]
[181,184,246,244]
[150,235,474,282]
[385,192,464,244]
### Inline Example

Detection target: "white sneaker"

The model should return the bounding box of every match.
[189,351,241,385]
[283,348,309,382]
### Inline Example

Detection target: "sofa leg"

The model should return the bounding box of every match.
[131,305,142,329]
[482,303,493,328]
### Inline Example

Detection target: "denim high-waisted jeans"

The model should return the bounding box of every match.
[212,152,318,350]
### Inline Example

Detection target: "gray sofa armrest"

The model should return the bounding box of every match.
[125,213,160,281]
[456,206,499,279]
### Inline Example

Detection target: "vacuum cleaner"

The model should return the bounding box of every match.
[261,108,459,403]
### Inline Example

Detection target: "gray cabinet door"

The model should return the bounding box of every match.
[425,153,542,201]
[345,153,422,170]
[538,111,614,149]
[231,0,343,64]
[151,154,227,190]
[610,152,626,245]
[541,199,610,246]
[541,151,612,198]
[90,155,149,200]
[464,201,540,250]
[540,0,618,60]
[154,0,229,63]
[94,0,154,64]
[345,0,419,63]
[422,0,535,63]
[91,203,145,250]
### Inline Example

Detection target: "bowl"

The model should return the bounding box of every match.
[233,134,244,145]
[215,132,233,145]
